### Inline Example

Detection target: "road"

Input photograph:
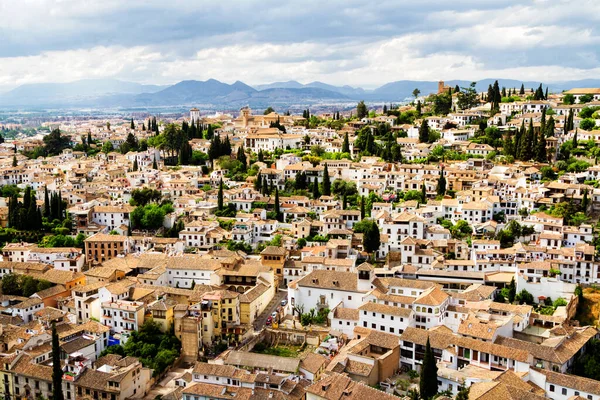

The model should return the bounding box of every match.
[253,289,288,331]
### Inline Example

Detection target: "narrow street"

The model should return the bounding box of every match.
[253,289,288,331]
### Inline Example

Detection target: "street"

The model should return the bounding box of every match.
[253,289,288,331]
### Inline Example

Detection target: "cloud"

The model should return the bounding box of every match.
[0,0,599,90]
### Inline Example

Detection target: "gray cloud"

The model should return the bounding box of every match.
[0,0,599,89]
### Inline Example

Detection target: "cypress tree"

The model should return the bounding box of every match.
[535,131,547,163]
[436,168,446,196]
[342,132,350,154]
[261,176,268,196]
[152,158,158,170]
[12,155,17,167]
[217,179,224,211]
[322,164,331,196]
[419,120,430,143]
[44,186,50,218]
[573,129,578,148]
[312,179,320,199]
[419,338,438,400]
[130,118,135,129]
[582,189,589,211]
[519,83,525,95]
[360,196,365,219]
[342,193,347,210]
[545,87,549,100]
[133,158,138,171]
[52,322,64,400]
[274,188,281,221]
[420,182,426,203]
[237,145,247,171]
[255,174,262,191]
[87,131,93,145]
[416,100,422,115]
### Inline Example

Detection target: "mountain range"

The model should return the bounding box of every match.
[2,77,600,109]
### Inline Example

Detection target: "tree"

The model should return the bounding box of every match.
[419,120,430,143]
[217,179,224,211]
[322,164,331,196]
[43,128,71,156]
[52,322,64,400]
[356,101,368,119]
[342,132,350,153]
[12,155,17,167]
[130,118,135,129]
[132,158,138,171]
[264,107,275,115]
[563,93,575,105]
[519,83,525,95]
[507,277,516,303]
[274,187,282,222]
[416,100,422,115]
[431,92,452,115]
[353,219,380,256]
[1,274,20,295]
[360,196,365,219]
[436,169,446,196]
[412,88,421,99]
[102,141,114,154]
[516,289,534,305]
[44,186,50,217]
[236,145,247,171]
[419,338,438,400]
[580,119,596,131]
[456,82,478,110]
[152,158,158,170]
[456,385,470,400]
[312,178,320,199]
[421,182,427,203]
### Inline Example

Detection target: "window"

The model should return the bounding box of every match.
[562,388,567,395]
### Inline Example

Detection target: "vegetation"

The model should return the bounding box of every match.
[419,338,438,400]
[1,273,54,297]
[100,320,181,376]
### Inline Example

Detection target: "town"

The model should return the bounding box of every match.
[0,81,599,400]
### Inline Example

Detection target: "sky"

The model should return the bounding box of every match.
[1,0,600,91]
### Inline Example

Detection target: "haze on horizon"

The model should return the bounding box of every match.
[1,0,600,91]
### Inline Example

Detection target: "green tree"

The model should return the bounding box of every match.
[419,120,430,143]
[43,128,71,156]
[102,141,114,154]
[436,169,446,196]
[419,338,438,400]
[12,155,16,167]
[312,178,320,199]
[580,119,596,131]
[274,187,282,222]
[264,107,275,115]
[322,164,331,196]
[456,82,478,110]
[356,101,368,119]
[217,179,224,211]
[456,385,470,400]
[412,88,421,99]
[1,273,20,295]
[132,158,138,171]
[342,132,350,153]
[52,322,64,400]
[353,219,380,256]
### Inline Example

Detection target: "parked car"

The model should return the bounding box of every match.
[281,299,288,306]
[271,311,278,319]
[266,316,273,325]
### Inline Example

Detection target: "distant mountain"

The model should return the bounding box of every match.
[0,79,166,106]
[254,81,305,90]
[4,77,600,109]
[253,80,365,98]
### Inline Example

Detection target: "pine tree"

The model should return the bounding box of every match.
[52,322,64,400]
[342,132,350,154]
[217,179,224,211]
[419,338,438,400]
[322,164,331,196]
[419,120,430,143]
[436,168,446,196]
[133,158,138,171]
